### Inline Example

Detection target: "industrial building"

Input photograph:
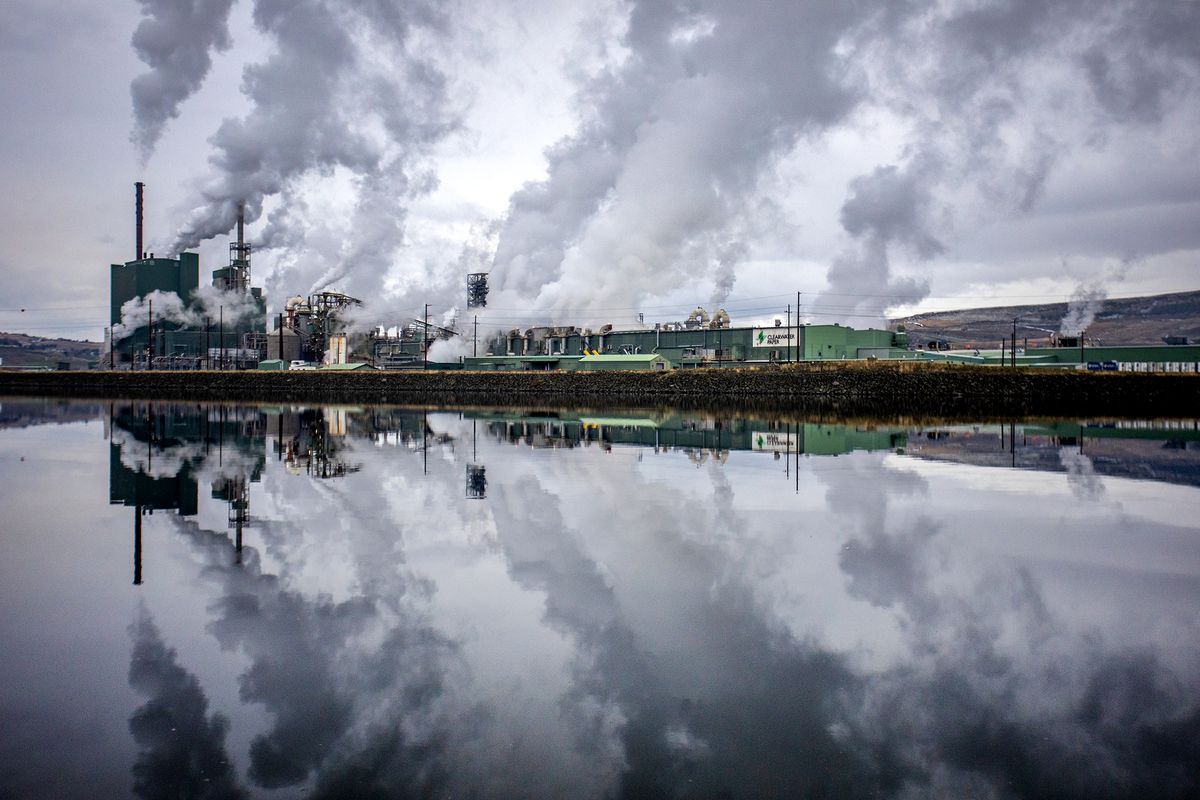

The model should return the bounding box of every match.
[102,184,1199,373]
[461,307,912,370]
[108,183,266,368]
[266,291,362,365]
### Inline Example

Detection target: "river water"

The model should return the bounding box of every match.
[1,399,1198,799]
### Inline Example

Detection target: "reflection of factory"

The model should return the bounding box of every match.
[109,403,267,582]
[465,410,906,457]
[903,421,1200,486]
[269,407,363,478]
[108,184,266,368]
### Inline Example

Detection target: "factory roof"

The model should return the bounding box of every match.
[578,354,665,362]
[319,362,376,370]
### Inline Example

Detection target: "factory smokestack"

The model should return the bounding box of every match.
[236,201,244,249]
[135,181,145,261]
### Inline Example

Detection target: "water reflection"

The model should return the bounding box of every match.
[0,400,1198,798]
[128,610,246,799]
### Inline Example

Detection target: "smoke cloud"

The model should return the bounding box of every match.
[112,287,263,340]
[136,0,1200,331]
[160,0,457,313]
[488,1,864,323]
[1060,281,1107,337]
[482,0,1200,326]
[129,0,236,161]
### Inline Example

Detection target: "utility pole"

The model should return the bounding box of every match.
[109,325,114,369]
[1012,318,1018,368]
[147,298,153,371]
[219,305,225,371]
[786,303,790,364]
[278,312,284,363]
[423,303,429,370]
[204,317,210,369]
[796,290,802,362]
[473,315,478,357]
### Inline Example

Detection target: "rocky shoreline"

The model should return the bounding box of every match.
[2,362,1197,419]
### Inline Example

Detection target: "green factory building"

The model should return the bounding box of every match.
[109,251,266,367]
[462,321,913,370]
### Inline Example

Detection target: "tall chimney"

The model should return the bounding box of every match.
[237,201,245,249]
[135,182,145,260]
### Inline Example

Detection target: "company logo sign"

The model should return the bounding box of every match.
[752,431,798,451]
[752,328,798,348]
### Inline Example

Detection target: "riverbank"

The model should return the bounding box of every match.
[2,361,1197,418]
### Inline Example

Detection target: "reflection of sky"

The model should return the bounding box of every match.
[0,405,1198,798]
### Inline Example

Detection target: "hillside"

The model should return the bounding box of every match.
[0,332,103,370]
[891,290,1200,348]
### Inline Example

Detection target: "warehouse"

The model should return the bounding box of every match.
[463,310,913,370]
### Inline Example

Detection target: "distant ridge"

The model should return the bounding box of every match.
[890,290,1200,348]
[0,332,102,370]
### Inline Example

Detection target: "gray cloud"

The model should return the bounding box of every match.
[814,0,1200,321]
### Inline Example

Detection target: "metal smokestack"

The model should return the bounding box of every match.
[237,201,244,249]
[135,182,145,260]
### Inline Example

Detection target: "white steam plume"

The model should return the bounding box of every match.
[129,0,236,162]
[489,1,866,324]
[1058,255,1136,336]
[427,335,471,364]
[482,0,1199,328]
[161,0,458,307]
[1059,282,1107,337]
[112,287,264,340]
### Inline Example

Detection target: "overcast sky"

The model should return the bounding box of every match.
[1,0,1198,340]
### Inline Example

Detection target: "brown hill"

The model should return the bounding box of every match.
[891,290,1200,348]
[0,332,103,370]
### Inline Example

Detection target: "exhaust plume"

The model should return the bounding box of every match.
[163,0,457,306]
[1060,282,1106,337]
[130,0,236,162]
[483,0,1200,326]
[113,287,264,340]
[488,0,864,322]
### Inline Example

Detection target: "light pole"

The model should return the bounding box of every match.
[1012,317,1018,368]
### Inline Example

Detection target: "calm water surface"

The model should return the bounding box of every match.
[1,399,1199,799]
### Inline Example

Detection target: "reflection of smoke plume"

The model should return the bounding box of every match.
[112,287,263,341]
[129,0,235,161]
[1059,447,1105,499]
[1060,282,1106,336]
[170,510,458,793]
[127,609,246,799]
[165,0,457,305]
